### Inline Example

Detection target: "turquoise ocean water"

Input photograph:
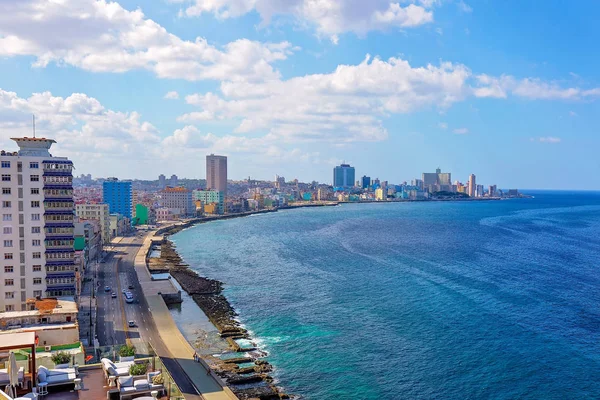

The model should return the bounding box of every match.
[171,191,600,399]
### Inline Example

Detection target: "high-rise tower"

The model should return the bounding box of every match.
[206,154,228,196]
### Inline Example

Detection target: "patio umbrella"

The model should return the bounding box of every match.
[6,351,19,398]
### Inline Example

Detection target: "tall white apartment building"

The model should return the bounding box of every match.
[1,137,75,312]
[75,203,111,244]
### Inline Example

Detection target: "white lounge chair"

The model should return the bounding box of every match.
[37,365,78,388]
[100,358,134,380]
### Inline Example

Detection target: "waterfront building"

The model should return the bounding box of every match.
[0,137,76,311]
[489,185,497,197]
[206,154,228,196]
[476,184,484,198]
[468,174,476,197]
[158,174,166,188]
[193,189,224,214]
[422,168,452,192]
[102,178,132,219]
[361,176,371,189]
[333,163,355,188]
[75,203,111,244]
[160,186,194,216]
[375,188,386,201]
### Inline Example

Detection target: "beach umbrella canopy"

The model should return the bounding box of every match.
[7,351,18,397]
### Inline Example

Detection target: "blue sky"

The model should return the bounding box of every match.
[0,0,599,189]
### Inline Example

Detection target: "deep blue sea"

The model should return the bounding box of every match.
[171,191,600,399]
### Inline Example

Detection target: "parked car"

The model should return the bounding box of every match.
[128,285,134,289]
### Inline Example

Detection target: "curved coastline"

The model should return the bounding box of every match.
[156,217,292,400]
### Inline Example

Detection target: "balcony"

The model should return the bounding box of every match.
[42,170,73,177]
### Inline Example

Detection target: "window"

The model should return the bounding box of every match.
[31,188,39,195]
[33,290,42,298]
[1,188,10,195]
[32,252,41,259]
[3,227,11,234]
[4,279,14,286]
[1,161,9,168]
[31,214,40,221]
[32,265,41,272]
[33,278,42,285]
[3,240,12,247]
[2,201,11,208]
[32,240,41,246]
[1,175,10,181]
[31,201,40,208]
[4,292,14,299]
[31,227,40,234]
[2,214,11,221]
[4,266,13,273]
[5,305,14,312]
[4,253,12,260]
[29,162,39,169]
[30,175,39,182]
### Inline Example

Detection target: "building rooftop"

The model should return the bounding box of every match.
[0,331,35,349]
[0,298,77,321]
[162,186,190,193]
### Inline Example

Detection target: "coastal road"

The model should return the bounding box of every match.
[97,233,203,400]
[95,244,127,347]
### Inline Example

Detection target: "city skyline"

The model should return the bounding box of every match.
[1,1,600,189]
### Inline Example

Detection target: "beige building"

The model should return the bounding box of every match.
[206,154,227,196]
[0,298,79,346]
[75,203,110,244]
[468,174,476,197]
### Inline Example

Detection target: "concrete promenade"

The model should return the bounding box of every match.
[135,231,238,400]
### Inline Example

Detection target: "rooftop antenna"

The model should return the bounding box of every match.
[32,114,36,138]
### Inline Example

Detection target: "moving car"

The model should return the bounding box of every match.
[104,286,110,292]
[128,320,136,327]
[128,285,134,289]
[111,292,117,298]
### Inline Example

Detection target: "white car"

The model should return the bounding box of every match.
[128,320,136,327]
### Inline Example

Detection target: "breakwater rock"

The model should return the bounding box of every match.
[153,234,290,399]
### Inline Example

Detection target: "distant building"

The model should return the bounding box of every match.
[489,185,497,197]
[134,204,149,225]
[158,174,166,188]
[333,163,355,188]
[468,174,476,197]
[275,175,285,189]
[193,189,224,214]
[170,174,178,187]
[102,178,132,219]
[206,154,228,196]
[476,184,484,198]
[109,214,130,237]
[161,186,194,216]
[375,188,386,201]
[361,175,371,189]
[422,168,452,192]
[75,203,111,244]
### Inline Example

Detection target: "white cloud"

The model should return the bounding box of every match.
[532,136,561,144]
[457,1,472,13]
[438,122,448,129]
[569,111,577,117]
[452,127,468,134]
[179,55,473,144]
[164,91,180,100]
[473,75,600,100]
[179,0,434,41]
[0,0,293,82]
[0,88,160,158]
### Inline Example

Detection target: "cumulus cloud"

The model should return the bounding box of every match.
[179,55,473,144]
[0,88,160,157]
[178,0,434,42]
[164,91,180,100]
[473,75,600,100]
[0,0,293,82]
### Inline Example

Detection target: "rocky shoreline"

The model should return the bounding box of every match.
[154,232,291,400]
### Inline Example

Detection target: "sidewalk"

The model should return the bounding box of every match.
[147,295,238,400]
[77,260,97,348]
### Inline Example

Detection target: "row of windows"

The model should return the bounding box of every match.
[2,213,41,221]
[46,253,73,260]
[47,265,75,272]
[2,240,42,247]
[45,215,73,222]
[43,176,72,183]
[2,201,41,208]
[4,278,43,286]
[44,189,72,196]
[47,278,75,284]
[43,163,71,171]
[4,265,42,273]
[46,227,73,235]
[0,162,38,169]
[1,227,40,234]
[0,188,40,195]
[44,201,72,208]
[46,239,73,247]
[0,175,40,182]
